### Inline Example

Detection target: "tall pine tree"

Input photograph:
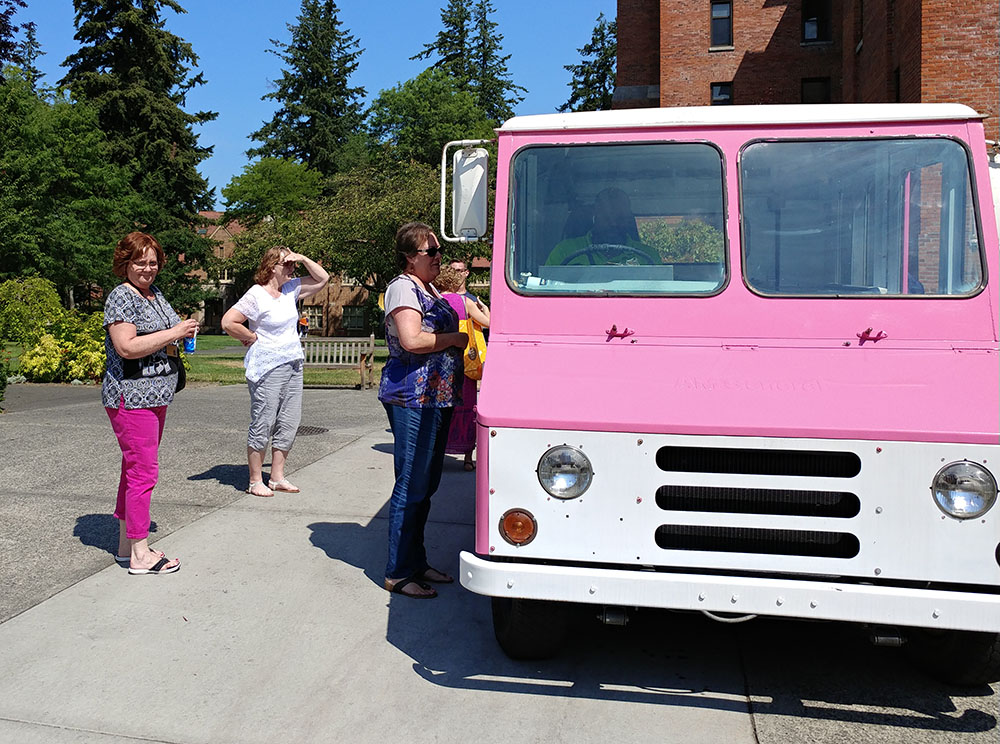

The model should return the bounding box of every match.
[60,0,218,312]
[558,13,617,113]
[415,0,524,126]
[468,0,524,124]
[411,0,472,88]
[0,0,30,73]
[17,21,44,91]
[248,0,365,177]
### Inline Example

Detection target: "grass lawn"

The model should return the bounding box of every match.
[186,354,386,387]
[3,343,22,371]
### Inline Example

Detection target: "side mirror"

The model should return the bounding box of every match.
[441,140,491,243]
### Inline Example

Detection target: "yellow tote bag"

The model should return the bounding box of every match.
[459,318,486,380]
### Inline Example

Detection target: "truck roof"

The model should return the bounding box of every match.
[499,103,981,132]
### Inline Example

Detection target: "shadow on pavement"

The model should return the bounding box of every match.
[188,463,248,490]
[305,465,998,737]
[73,514,158,557]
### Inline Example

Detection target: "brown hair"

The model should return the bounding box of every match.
[112,232,166,279]
[433,265,463,293]
[254,246,288,285]
[394,222,435,271]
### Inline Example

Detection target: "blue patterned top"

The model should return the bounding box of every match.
[378,274,463,408]
[102,283,181,409]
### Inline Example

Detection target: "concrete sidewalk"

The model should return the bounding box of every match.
[0,384,755,744]
[0,384,995,744]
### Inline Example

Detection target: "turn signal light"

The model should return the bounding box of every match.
[500,509,537,546]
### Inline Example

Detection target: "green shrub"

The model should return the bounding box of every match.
[19,311,106,383]
[0,278,65,346]
[20,334,64,382]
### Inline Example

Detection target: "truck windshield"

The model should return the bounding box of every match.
[742,138,984,297]
[507,143,727,295]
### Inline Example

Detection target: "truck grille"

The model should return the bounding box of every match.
[655,445,860,477]
[654,525,860,558]
[654,445,861,559]
[655,485,860,518]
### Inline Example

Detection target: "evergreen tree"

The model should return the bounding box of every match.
[468,0,524,124]
[17,21,44,91]
[0,0,29,71]
[248,0,365,177]
[59,0,218,312]
[559,13,617,113]
[60,0,216,220]
[414,0,524,125]
[411,0,472,87]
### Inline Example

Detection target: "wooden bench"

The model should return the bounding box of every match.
[301,334,376,389]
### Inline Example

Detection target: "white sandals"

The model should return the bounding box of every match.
[268,478,300,493]
[246,480,274,497]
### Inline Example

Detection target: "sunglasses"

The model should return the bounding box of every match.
[416,245,442,257]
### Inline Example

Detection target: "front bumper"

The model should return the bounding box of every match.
[460,551,1000,633]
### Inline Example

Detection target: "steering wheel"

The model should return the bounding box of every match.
[559,243,657,266]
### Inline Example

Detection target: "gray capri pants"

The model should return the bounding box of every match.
[247,360,303,451]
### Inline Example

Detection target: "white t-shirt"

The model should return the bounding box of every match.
[232,278,303,382]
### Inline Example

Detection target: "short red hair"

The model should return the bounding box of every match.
[112,232,166,279]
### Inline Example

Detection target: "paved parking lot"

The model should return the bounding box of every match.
[0,383,995,743]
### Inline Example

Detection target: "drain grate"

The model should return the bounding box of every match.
[296,425,329,436]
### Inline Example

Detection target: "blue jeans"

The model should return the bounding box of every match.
[383,404,454,580]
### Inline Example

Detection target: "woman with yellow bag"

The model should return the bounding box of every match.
[433,265,489,470]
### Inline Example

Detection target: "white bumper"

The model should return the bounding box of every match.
[460,551,1000,633]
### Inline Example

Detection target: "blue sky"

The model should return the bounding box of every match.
[28,1,617,208]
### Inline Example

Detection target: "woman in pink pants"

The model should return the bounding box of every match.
[103,232,198,575]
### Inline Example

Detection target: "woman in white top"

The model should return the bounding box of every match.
[222,246,329,497]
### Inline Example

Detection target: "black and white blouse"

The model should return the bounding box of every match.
[102,283,181,409]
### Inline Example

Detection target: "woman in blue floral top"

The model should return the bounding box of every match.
[103,232,199,575]
[378,222,468,598]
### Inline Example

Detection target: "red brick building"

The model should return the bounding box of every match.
[614,0,999,143]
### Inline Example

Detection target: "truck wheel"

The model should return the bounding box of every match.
[905,629,1000,686]
[492,597,568,660]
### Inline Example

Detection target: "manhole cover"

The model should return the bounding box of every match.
[296,426,329,436]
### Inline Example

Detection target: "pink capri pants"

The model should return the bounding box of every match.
[107,401,167,540]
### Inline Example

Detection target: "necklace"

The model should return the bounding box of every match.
[126,281,172,330]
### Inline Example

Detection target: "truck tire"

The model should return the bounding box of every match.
[905,629,1000,686]
[492,597,568,660]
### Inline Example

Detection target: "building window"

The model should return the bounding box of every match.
[710,1,732,47]
[342,305,365,333]
[304,304,325,331]
[711,82,733,105]
[802,0,832,42]
[801,77,831,104]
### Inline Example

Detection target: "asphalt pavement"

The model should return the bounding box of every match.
[0,382,996,744]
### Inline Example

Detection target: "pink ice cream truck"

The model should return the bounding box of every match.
[441,104,1000,685]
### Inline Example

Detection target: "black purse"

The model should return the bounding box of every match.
[121,341,184,392]
[167,343,186,392]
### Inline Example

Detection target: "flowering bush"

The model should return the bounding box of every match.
[20,334,64,382]
[19,312,106,383]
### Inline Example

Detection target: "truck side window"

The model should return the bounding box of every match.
[741,138,984,297]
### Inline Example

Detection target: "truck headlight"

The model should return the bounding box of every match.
[537,445,593,500]
[931,461,997,520]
